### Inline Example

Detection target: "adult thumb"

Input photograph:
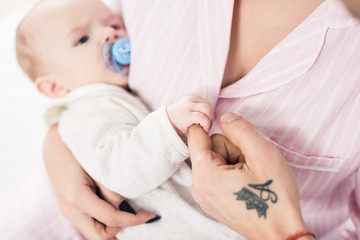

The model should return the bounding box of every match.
[220,112,270,168]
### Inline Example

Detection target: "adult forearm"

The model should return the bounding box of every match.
[42,124,75,188]
[42,125,155,239]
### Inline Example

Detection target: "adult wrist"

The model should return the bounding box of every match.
[42,124,60,165]
[266,207,311,240]
[285,231,316,240]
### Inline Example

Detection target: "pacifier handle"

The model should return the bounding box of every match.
[111,38,131,65]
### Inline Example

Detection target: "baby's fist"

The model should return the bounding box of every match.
[167,94,213,135]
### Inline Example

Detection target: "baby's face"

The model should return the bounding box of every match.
[33,0,128,90]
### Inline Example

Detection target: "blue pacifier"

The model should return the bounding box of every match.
[101,37,131,76]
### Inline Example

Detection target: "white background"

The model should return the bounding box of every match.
[0,1,50,202]
[0,0,38,20]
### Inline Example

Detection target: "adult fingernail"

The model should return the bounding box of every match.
[145,215,161,224]
[221,112,239,124]
[119,200,136,215]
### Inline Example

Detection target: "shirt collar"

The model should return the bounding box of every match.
[326,0,359,27]
[217,0,358,98]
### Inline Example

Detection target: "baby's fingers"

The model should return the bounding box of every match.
[189,111,212,132]
[191,102,214,123]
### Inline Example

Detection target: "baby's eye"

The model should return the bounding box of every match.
[111,25,119,30]
[76,36,89,46]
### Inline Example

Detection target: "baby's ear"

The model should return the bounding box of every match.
[35,75,68,98]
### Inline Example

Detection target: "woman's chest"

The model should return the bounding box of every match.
[212,64,360,185]
[222,0,325,88]
[212,21,360,176]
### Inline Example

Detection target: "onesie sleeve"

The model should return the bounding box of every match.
[59,99,189,199]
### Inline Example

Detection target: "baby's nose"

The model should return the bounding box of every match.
[105,31,119,42]
[101,27,120,43]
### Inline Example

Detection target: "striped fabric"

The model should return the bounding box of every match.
[121,0,360,239]
[10,0,359,239]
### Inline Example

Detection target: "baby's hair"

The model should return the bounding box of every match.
[15,0,46,82]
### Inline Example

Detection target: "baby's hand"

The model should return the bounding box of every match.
[167,94,213,135]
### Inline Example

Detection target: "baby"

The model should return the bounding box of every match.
[16,0,243,239]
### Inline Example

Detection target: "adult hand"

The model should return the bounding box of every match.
[43,125,156,240]
[188,113,312,240]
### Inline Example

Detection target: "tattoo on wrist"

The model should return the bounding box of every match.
[234,180,278,218]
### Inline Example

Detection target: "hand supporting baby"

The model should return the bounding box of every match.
[167,94,214,135]
[43,125,156,240]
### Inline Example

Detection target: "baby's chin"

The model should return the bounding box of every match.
[104,73,129,88]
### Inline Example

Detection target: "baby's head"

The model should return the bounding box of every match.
[16,0,128,98]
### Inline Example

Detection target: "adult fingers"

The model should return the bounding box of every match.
[92,220,122,240]
[96,181,124,209]
[220,112,274,168]
[95,183,160,226]
[211,134,245,165]
[73,186,155,227]
[188,124,212,161]
[68,204,122,240]
[188,125,228,170]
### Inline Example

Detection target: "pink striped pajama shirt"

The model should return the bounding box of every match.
[123,0,360,239]
[8,0,359,239]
